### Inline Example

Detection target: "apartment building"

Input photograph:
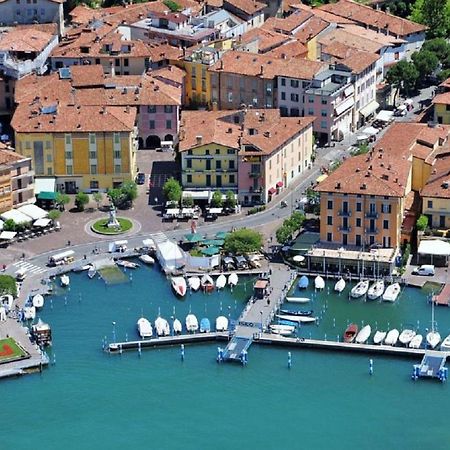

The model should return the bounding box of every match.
[433,92,450,125]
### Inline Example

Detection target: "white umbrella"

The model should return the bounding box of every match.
[293,255,305,262]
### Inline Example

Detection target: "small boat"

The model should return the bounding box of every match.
[355,325,371,344]
[409,334,423,349]
[200,317,211,333]
[171,276,187,297]
[384,329,399,346]
[343,324,358,343]
[215,316,228,332]
[270,324,295,336]
[426,330,441,349]
[186,314,199,332]
[188,277,201,291]
[60,274,70,287]
[87,266,97,279]
[314,275,325,290]
[173,319,182,334]
[399,329,416,345]
[73,264,92,272]
[373,330,386,345]
[0,294,13,310]
[31,318,52,346]
[279,309,313,317]
[334,277,346,293]
[286,297,310,303]
[32,294,44,309]
[382,283,401,302]
[298,276,309,289]
[276,314,316,323]
[23,305,36,320]
[367,280,385,300]
[216,274,227,290]
[350,280,369,298]
[440,334,450,351]
[117,260,139,269]
[228,272,238,287]
[201,274,214,292]
[139,254,155,264]
[137,317,152,338]
[154,316,170,336]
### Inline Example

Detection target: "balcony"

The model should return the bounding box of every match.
[365,211,379,219]
[365,227,379,234]
[338,210,352,217]
[248,171,261,178]
[338,225,352,232]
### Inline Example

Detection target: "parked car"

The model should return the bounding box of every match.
[413,265,435,276]
[136,173,146,185]
[234,255,248,270]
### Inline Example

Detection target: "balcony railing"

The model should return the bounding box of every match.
[338,210,352,217]
[365,211,379,219]
[248,171,261,178]
[338,225,352,232]
[365,227,379,234]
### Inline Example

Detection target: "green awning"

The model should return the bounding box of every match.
[184,233,203,243]
[201,246,220,256]
[38,191,57,201]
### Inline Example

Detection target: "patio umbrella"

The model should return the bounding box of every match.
[215,231,229,240]
[202,239,225,246]
[184,233,203,243]
[201,246,220,256]
[293,255,305,262]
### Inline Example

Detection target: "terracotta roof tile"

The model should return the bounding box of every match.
[318,28,385,54]
[338,50,380,73]
[421,155,450,199]
[239,27,291,53]
[70,65,105,87]
[223,0,266,15]
[0,28,54,53]
[0,148,26,165]
[433,92,450,105]
[287,3,356,24]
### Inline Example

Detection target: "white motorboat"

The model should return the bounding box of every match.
[373,330,386,345]
[440,334,450,351]
[171,276,187,297]
[137,317,152,338]
[154,317,170,337]
[270,324,295,336]
[350,280,369,298]
[173,319,182,334]
[228,272,238,287]
[286,297,310,303]
[399,329,416,345]
[355,325,371,344]
[314,275,325,290]
[201,274,214,292]
[186,314,199,332]
[23,305,36,320]
[60,274,70,287]
[409,334,423,349]
[334,278,346,293]
[88,266,97,279]
[116,260,139,269]
[187,277,200,292]
[382,283,401,302]
[367,280,385,300]
[426,331,441,349]
[0,294,13,310]
[139,254,155,265]
[276,314,316,324]
[32,294,44,309]
[73,264,92,272]
[384,329,399,346]
[215,316,229,332]
[216,274,227,290]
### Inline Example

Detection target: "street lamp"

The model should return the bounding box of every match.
[260,311,263,333]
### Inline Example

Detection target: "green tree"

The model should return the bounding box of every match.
[416,214,429,231]
[47,210,61,221]
[276,226,292,245]
[386,60,418,104]
[422,38,450,64]
[223,228,263,254]
[163,0,181,11]
[93,192,103,209]
[283,218,297,233]
[0,274,17,297]
[120,182,138,206]
[182,195,194,207]
[306,186,320,205]
[107,188,123,207]
[2,219,15,232]
[211,191,223,208]
[410,0,450,38]
[290,211,305,230]
[56,192,70,211]
[438,69,450,83]
[225,190,237,209]
[75,192,89,211]
[411,50,439,80]
[163,177,182,203]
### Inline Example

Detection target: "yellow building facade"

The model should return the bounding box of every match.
[0,165,12,213]
[434,102,450,125]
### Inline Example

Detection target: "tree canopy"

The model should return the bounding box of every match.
[225,191,237,209]
[3,219,15,232]
[163,178,182,203]
[0,275,17,297]
[411,50,439,79]
[211,191,223,208]
[416,214,429,231]
[75,192,89,211]
[276,226,292,245]
[410,0,450,39]
[386,60,418,102]
[223,228,263,254]
[182,195,194,207]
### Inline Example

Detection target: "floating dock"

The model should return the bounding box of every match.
[413,352,448,381]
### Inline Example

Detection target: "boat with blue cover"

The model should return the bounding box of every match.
[200,317,211,333]
[279,309,313,317]
[298,276,309,289]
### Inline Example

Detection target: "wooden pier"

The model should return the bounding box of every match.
[433,283,450,306]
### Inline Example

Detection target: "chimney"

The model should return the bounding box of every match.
[335,182,341,189]
[260,65,264,76]
[263,131,271,138]
[126,105,130,113]
[196,135,202,145]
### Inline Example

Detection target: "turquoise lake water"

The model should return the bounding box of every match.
[2,265,450,450]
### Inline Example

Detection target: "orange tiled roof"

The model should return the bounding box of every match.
[338,50,380,73]
[288,3,356,25]
[70,65,105,87]
[239,27,291,53]
[439,77,450,91]
[318,28,385,55]
[0,28,54,53]
[265,39,308,59]
[0,148,26,164]
[223,0,266,15]
[433,92,450,105]
[421,155,450,199]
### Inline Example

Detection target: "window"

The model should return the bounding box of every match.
[217,175,222,187]
[47,167,52,175]
[290,79,299,88]
[215,149,220,155]
[229,160,235,170]
[206,174,211,187]
[147,105,156,113]
[308,96,314,103]
[327,216,332,225]
[356,202,361,212]
[186,174,192,183]
[65,134,71,145]
[227,149,234,155]
[90,181,99,190]
[383,219,389,230]
[206,160,211,170]
[124,58,129,67]
[321,110,327,117]
[65,151,72,160]
[149,120,155,129]
[114,165,121,174]
[66,165,73,175]
[327,232,332,242]
[356,218,361,227]
[382,203,391,214]
[89,133,96,144]
[166,120,172,129]
[281,78,286,86]
[115,59,120,67]
[308,109,314,115]
[228,92,233,103]
[320,120,327,129]
[90,165,97,174]
[321,98,327,105]
[355,235,361,246]
[327,200,333,210]
[186,159,192,169]
[281,92,286,101]
[291,93,299,102]
[216,160,222,170]
[229,174,235,184]
[427,200,433,209]
[114,150,121,159]
[89,151,96,159]
[114,133,120,144]
[25,141,31,150]
[164,105,173,114]
[46,154,52,162]
[187,150,192,155]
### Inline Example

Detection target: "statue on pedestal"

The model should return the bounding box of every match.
[107,203,120,228]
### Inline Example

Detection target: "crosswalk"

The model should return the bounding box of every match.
[12,260,47,275]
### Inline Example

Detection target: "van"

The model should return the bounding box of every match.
[413,265,435,276]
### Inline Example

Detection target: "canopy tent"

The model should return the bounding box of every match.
[0,231,16,240]
[155,240,185,272]
[0,209,32,224]
[201,246,220,256]
[375,110,394,123]
[362,126,379,136]
[184,233,203,243]
[316,174,328,184]
[359,100,379,118]
[182,190,210,200]
[17,204,48,221]
[208,208,223,214]
[0,219,3,230]
[33,218,51,228]
[38,191,57,201]
[418,240,450,256]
